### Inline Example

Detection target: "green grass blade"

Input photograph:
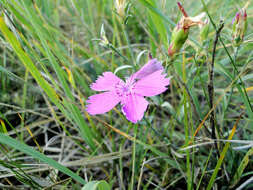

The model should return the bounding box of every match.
[0,133,86,185]
[138,0,175,27]
[230,147,253,188]
[206,120,238,190]
[0,65,25,82]
[0,16,61,109]
[145,0,168,48]
[0,13,96,150]
[81,180,110,190]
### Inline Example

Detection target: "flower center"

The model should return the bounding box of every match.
[115,78,136,99]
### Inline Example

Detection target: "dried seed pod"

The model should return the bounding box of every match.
[168,3,205,56]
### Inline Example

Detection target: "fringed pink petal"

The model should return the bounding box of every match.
[132,59,163,80]
[133,70,170,97]
[90,72,122,92]
[86,91,120,115]
[122,94,148,123]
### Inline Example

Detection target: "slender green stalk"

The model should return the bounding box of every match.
[206,115,240,190]
[130,124,138,190]
[122,24,135,65]
[196,147,214,190]
[20,68,29,141]
[1,46,7,91]
[182,53,191,190]
[108,43,129,63]
[222,47,238,128]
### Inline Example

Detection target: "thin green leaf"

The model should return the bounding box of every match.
[138,0,175,27]
[230,147,253,188]
[145,0,168,47]
[0,133,86,185]
[206,118,238,190]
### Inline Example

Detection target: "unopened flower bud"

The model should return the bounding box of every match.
[232,8,247,47]
[115,0,126,18]
[168,22,189,56]
[99,24,109,47]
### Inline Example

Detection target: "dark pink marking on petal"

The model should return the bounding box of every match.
[86,91,120,115]
[90,72,122,92]
[122,94,148,123]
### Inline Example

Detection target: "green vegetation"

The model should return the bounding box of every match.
[0,0,252,189]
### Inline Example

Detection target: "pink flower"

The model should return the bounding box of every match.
[86,59,170,123]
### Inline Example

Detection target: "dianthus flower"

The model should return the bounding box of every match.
[86,59,170,123]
